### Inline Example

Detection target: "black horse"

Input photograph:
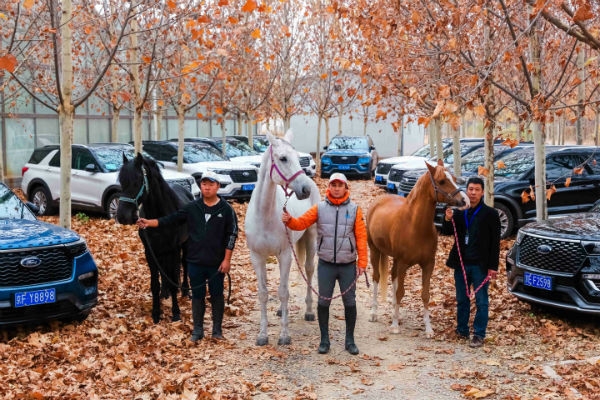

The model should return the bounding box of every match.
[116,153,193,323]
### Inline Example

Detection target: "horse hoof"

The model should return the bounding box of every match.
[425,330,434,338]
[304,312,315,321]
[391,327,400,334]
[171,314,181,322]
[278,336,291,346]
[256,337,269,346]
[152,315,160,324]
[276,309,282,317]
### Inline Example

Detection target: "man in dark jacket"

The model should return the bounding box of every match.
[137,171,238,342]
[441,176,500,348]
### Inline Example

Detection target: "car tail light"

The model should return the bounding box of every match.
[21,166,29,176]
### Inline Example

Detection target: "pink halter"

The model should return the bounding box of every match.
[269,145,305,197]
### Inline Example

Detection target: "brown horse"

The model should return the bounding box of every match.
[367,160,469,337]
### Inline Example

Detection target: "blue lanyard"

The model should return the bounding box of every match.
[464,203,483,232]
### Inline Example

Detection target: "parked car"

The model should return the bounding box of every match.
[0,182,98,326]
[373,139,454,188]
[386,138,485,192]
[505,200,600,315]
[320,135,378,179]
[231,135,317,177]
[173,137,263,169]
[21,143,200,218]
[141,140,259,200]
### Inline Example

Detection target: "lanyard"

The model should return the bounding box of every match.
[464,203,483,234]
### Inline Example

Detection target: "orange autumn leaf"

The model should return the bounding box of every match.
[573,4,594,22]
[546,185,556,201]
[565,177,571,187]
[0,54,17,73]
[473,105,486,117]
[241,0,257,12]
[166,0,177,11]
[142,56,152,63]
[496,160,506,169]
[23,0,34,9]
[573,167,584,175]
[215,106,224,115]
[478,166,489,176]
[521,190,531,204]
[250,28,261,39]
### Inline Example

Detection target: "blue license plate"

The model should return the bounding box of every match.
[338,165,351,170]
[524,271,552,290]
[15,288,56,307]
[242,184,255,191]
[375,175,383,182]
[387,183,396,190]
[397,191,407,197]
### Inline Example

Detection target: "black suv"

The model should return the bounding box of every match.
[426,145,600,238]
[505,201,600,315]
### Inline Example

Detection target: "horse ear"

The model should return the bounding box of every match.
[437,159,444,166]
[266,131,277,144]
[134,153,144,167]
[283,129,294,143]
[122,153,129,164]
[426,161,436,174]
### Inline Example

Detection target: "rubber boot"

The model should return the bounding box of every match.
[211,296,225,339]
[317,305,330,354]
[344,305,359,355]
[190,298,205,342]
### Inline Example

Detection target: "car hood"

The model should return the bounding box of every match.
[522,212,600,239]
[229,155,262,165]
[0,219,80,250]
[391,157,436,170]
[380,156,427,165]
[323,149,370,157]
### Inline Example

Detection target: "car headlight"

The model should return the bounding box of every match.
[515,229,526,245]
[358,156,370,163]
[321,157,331,164]
[582,241,600,255]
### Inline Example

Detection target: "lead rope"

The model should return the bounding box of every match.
[282,196,369,302]
[451,218,490,299]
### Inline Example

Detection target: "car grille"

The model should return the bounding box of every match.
[0,243,85,287]
[331,156,358,164]
[230,169,257,183]
[166,178,192,193]
[399,175,419,193]
[387,169,407,182]
[299,156,310,168]
[518,234,586,275]
[377,163,393,174]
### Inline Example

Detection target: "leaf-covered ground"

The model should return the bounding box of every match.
[2,180,600,399]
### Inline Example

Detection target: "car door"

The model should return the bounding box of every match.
[45,151,62,201]
[71,147,106,208]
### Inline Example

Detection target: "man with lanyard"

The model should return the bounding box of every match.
[441,176,500,348]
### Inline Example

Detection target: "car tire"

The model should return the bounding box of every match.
[320,172,330,179]
[495,203,514,239]
[105,192,120,219]
[31,185,55,216]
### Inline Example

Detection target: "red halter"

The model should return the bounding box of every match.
[269,145,305,197]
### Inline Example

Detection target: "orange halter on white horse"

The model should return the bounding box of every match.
[367,160,469,337]
[245,129,320,346]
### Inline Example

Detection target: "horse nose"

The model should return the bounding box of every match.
[302,185,311,198]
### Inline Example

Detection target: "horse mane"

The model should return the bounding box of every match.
[406,167,435,202]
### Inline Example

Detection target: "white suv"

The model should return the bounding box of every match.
[141,141,259,200]
[21,143,200,218]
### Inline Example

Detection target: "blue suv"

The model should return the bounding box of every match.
[0,183,98,326]
[320,135,378,179]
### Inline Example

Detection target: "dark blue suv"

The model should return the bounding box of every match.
[320,135,378,179]
[0,183,98,326]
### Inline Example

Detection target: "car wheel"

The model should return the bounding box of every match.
[31,185,55,216]
[320,172,330,179]
[105,193,120,219]
[494,203,514,239]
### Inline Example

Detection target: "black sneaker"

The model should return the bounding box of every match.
[455,330,469,341]
[469,335,484,348]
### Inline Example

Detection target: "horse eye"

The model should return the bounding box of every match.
[439,179,446,185]
[280,156,288,162]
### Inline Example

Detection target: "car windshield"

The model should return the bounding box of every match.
[494,148,535,177]
[93,147,134,172]
[253,137,269,152]
[327,137,369,150]
[440,142,484,164]
[0,184,37,221]
[183,144,228,162]
[460,145,514,172]
[216,140,259,157]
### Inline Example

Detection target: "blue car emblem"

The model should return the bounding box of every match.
[536,244,552,255]
[20,256,42,268]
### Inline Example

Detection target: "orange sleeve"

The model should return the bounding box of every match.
[285,204,318,231]
[354,207,368,269]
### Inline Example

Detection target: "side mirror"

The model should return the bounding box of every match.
[323,146,328,150]
[84,163,97,172]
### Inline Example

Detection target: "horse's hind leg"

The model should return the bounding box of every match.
[421,262,434,338]
[148,259,162,324]
[251,252,269,346]
[369,244,385,322]
[390,262,408,334]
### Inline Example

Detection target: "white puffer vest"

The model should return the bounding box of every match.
[317,198,358,264]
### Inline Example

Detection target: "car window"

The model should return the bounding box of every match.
[0,185,37,220]
[460,145,514,172]
[547,155,588,179]
[327,137,369,150]
[183,144,228,162]
[221,140,259,157]
[48,151,61,167]
[494,148,535,178]
[72,148,96,171]
[28,147,57,164]
[254,137,269,152]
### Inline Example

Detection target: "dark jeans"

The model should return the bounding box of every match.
[454,264,489,338]
[188,262,224,300]
[317,259,357,307]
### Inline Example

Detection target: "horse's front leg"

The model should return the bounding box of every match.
[147,258,162,324]
[277,250,292,345]
[251,253,269,346]
[421,262,434,338]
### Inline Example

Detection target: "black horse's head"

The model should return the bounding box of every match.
[116,153,150,225]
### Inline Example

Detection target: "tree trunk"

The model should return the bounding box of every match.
[316,116,323,172]
[59,0,74,229]
[452,124,461,178]
[396,114,404,156]
[177,104,185,172]
[434,118,443,161]
[576,49,585,145]
[130,18,142,154]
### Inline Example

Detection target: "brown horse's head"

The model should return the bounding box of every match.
[425,160,470,209]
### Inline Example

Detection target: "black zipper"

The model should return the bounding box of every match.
[334,206,339,263]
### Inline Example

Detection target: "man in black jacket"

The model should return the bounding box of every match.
[137,171,238,342]
[441,176,500,348]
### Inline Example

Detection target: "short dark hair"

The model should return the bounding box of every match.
[467,176,484,190]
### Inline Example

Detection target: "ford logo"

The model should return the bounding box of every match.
[341,156,348,160]
[536,244,552,255]
[20,256,42,268]
[242,171,249,177]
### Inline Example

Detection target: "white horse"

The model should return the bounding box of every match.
[245,130,320,346]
